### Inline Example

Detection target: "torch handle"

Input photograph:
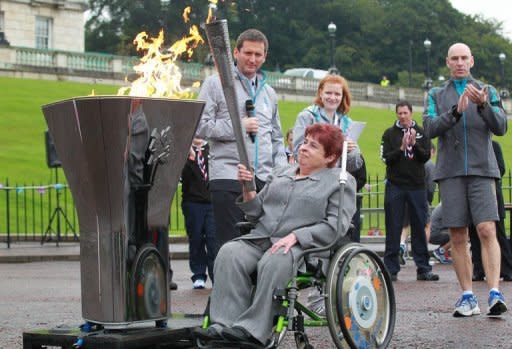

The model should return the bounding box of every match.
[205,20,256,192]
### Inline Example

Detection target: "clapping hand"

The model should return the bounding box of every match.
[465,84,488,106]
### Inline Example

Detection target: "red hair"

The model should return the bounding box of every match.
[314,75,352,114]
[304,124,344,168]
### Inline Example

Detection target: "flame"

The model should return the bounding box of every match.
[206,0,218,23]
[118,27,204,99]
[183,6,191,23]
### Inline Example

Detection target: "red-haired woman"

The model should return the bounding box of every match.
[293,74,362,171]
[194,124,356,346]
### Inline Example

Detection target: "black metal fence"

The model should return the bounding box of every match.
[1,172,511,246]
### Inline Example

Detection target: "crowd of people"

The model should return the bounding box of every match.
[176,28,508,346]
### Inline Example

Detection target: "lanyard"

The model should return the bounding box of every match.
[309,105,350,133]
[235,70,267,173]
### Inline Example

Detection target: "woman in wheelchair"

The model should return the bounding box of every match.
[194,124,357,346]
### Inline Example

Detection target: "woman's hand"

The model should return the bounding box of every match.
[346,139,357,153]
[271,233,298,254]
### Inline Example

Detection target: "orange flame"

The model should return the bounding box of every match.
[183,6,191,23]
[118,27,204,99]
[206,0,218,24]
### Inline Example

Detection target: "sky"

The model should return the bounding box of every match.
[450,0,512,40]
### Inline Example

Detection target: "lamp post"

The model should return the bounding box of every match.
[423,38,432,90]
[328,22,339,75]
[408,40,413,87]
[498,52,509,99]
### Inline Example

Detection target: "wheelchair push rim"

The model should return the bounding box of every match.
[337,247,396,348]
[325,243,361,348]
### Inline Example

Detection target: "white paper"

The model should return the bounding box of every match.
[346,121,366,141]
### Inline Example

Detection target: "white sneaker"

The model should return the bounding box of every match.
[193,279,206,289]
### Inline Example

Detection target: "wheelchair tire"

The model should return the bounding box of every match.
[335,247,396,348]
[325,243,362,348]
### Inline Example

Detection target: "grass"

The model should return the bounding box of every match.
[0,76,510,236]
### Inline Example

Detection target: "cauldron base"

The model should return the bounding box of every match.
[22,313,202,349]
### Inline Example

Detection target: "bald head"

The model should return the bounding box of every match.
[446,43,474,79]
[447,43,472,57]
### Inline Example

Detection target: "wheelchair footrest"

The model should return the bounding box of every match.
[197,339,265,349]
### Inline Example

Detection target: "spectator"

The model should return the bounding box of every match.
[196,28,287,247]
[381,100,438,282]
[469,141,512,282]
[423,42,507,317]
[293,74,363,173]
[181,138,218,289]
[380,75,390,87]
[430,203,452,264]
[399,144,437,264]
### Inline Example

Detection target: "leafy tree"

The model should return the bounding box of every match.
[84,0,512,90]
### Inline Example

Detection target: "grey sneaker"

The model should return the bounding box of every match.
[453,294,481,317]
[307,290,325,317]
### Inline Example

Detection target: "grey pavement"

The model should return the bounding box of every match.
[1,239,511,348]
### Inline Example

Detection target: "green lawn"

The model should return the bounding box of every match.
[1,76,510,183]
[0,76,510,236]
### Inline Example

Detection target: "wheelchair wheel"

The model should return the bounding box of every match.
[325,243,362,348]
[333,247,396,348]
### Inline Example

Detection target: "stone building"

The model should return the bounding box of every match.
[0,0,88,51]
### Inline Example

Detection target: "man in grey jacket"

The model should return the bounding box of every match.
[423,42,508,317]
[196,29,287,246]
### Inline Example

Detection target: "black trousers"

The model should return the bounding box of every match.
[383,182,432,275]
[209,178,265,247]
[469,223,512,277]
[469,182,512,278]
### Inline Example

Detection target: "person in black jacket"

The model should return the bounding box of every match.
[348,155,367,242]
[380,101,438,281]
[469,141,512,282]
[181,138,218,289]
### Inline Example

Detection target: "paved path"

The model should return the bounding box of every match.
[1,256,511,348]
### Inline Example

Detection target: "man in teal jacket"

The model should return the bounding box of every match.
[423,43,508,317]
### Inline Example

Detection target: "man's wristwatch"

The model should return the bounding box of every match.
[451,105,462,122]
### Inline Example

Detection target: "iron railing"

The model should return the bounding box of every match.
[2,172,511,246]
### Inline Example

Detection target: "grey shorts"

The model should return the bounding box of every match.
[439,176,498,227]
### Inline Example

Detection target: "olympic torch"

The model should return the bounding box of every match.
[205,19,256,192]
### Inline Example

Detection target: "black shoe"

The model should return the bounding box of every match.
[169,281,178,290]
[472,274,485,282]
[193,326,224,341]
[417,272,439,281]
[502,275,512,282]
[390,274,398,282]
[222,326,261,344]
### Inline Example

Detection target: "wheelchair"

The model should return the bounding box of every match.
[196,225,396,349]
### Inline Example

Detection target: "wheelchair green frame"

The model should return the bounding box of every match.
[198,243,396,349]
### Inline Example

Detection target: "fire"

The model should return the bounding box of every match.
[118,1,220,99]
[206,0,218,23]
[183,6,191,23]
[118,26,204,99]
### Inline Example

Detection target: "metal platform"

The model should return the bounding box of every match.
[23,314,203,349]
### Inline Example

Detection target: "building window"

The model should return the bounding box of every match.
[35,16,52,49]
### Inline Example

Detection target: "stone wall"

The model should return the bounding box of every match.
[0,0,87,52]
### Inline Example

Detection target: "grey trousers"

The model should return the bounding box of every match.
[209,239,296,344]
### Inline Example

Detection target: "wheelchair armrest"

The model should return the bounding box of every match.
[235,221,255,235]
[301,224,354,260]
